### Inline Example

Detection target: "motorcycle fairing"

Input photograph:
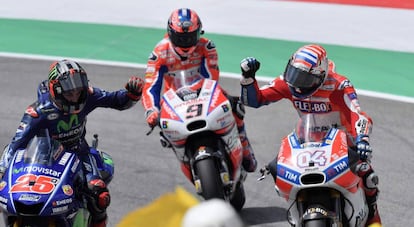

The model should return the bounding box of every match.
[0,149,80,217]
[272,113,369,226]
[159,76,245,206]
[161,79,234,144]
[276,128,359,200]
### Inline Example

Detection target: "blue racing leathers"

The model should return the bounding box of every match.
[0,80,136,183]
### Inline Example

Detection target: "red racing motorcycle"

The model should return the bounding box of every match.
[259,113,369,226]
[148,70,247,210]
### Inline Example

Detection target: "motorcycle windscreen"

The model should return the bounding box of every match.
[294,113,336,143]
[22,131,63,166]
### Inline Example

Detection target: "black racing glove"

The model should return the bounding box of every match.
[125,76,144,101]
[240,57,260,79]
[356,135,373,161]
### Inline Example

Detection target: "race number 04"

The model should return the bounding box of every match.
[297,150,327,168]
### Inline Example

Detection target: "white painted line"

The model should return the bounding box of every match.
[1,52,413,104]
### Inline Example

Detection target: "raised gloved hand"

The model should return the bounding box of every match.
[125,76,144,101]
[145,108,160,128]
[356,135,372,161]
[240,57,260,79]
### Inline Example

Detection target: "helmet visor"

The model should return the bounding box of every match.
[169,29,200,48]
[284,63,324,89]
[59,73,88,92]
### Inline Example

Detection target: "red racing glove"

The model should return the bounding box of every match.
[145,108,160,128]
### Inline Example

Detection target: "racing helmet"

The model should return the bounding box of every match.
[284,44,329,98]
[167,8,203,57]
[48,60,89,114]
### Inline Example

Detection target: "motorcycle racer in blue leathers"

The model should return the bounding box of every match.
[0,59,144,227]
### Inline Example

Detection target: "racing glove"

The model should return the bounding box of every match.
[240,57,260,85]
[125,76,144,101]
[356,135,373,161]
[145,108,160,128]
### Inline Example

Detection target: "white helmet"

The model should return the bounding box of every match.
[181,199,245,227]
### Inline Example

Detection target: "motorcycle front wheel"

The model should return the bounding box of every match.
[12,216,59,227]
[304,219,330,227]
[194,158,224,200]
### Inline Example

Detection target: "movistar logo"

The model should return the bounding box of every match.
[57,115,79,133]
[13,167,23,174]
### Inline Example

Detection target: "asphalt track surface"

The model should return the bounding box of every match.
[1,57,413,226]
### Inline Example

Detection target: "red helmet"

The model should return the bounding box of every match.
[167,8,203,56]
[284,44,328,98]
[48,60,89,113]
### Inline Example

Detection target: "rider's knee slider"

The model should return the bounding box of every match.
[227,95,245,120]
[356,162,378,190]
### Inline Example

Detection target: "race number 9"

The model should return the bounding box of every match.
[186,104,203,119]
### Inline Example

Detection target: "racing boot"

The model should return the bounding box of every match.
[240,134,257,172]
[87,179,111,227]
[88,179,111,211]
[366,194,381,227]
[91,215,107,227]
[356,162,382,227]
[237,123,257,172]
[229,96,257,172]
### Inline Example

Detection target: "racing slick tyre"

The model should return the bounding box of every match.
[194,157,225,200]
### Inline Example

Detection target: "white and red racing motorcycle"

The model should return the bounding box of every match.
[259,113,369,226]
[148,70,246,210]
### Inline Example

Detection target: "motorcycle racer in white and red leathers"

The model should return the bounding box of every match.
[141,8,257,179]
[239,44,381,227]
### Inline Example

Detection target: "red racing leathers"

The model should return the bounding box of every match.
[142,35,219,112]
[241,62,381,225]
[240,62,372,142]
[142,35,257,174]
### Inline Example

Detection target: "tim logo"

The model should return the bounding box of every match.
[294,101,331,113]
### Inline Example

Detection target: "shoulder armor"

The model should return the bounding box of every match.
[338,79,353,90]
[37,80,50,104]
[206,40,216,50]
[25,103,39,118]
[148,52,158,61]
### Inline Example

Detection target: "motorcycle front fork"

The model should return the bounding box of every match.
[292,190,343,226]
[193,155,233,195]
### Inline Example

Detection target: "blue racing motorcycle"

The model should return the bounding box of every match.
[0,133,114,227]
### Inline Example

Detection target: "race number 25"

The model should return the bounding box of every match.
[10,174,58,194]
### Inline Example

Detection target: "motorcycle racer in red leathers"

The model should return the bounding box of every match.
[141,8,258,179]
[239,44,381,227]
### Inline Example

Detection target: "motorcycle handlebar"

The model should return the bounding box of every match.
[146,127,155,136]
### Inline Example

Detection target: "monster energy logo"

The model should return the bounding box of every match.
[49,65,59,80]
[57,115,79,133]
